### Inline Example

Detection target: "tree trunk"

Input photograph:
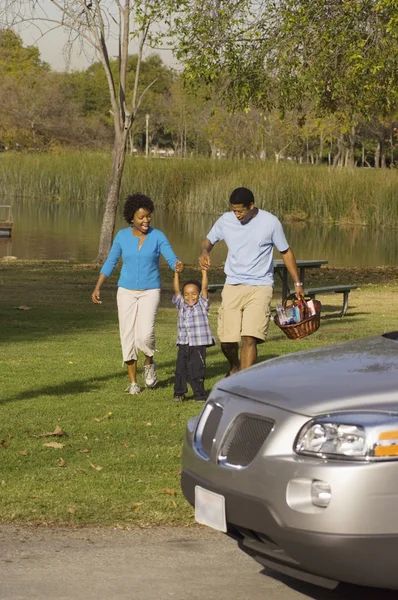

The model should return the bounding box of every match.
[347,125,356,167]
[333,135,345,168]
[95,134,128,263]
[381,141,387,168]
[375,141,381,168]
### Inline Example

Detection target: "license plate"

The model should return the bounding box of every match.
[195,486,227,532]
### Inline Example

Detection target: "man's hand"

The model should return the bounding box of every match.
[175,260,183,273]
[294,284,304,300]
[198,252,210,270]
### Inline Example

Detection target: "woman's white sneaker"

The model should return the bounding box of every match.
[144,363,157,388]
[125,382,141,395]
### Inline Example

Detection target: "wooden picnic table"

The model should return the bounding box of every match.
[274,259,328,301]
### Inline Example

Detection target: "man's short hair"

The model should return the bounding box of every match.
[229,187,255,208]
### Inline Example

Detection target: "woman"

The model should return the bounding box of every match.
[92,193,182,395]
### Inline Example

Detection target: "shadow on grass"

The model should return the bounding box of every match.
[1,371,123,405]
[0,307,118,346]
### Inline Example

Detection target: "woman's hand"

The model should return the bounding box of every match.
[91,289,102,304]
[175,260,183,273]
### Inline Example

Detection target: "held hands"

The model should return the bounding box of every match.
[198,252,210,270]
[175,260,183,273]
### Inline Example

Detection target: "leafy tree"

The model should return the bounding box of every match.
[1,1,197,261]
[0,29,49,76]
[175,1,398,131]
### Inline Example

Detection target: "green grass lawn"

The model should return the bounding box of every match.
[1,261,398,527]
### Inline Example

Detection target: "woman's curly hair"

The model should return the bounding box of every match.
[123,193,154,224]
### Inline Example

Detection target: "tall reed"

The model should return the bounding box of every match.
[1,151,398,226]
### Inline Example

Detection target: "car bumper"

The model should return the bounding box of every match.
[182,468,398,589]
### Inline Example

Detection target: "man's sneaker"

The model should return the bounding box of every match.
[173,395,186,402]
[125,382,141,395]
[144,362,157,388]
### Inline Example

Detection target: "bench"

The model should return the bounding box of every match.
[209,283,358,317]
[208,284,224,293]
[294,285,358,317]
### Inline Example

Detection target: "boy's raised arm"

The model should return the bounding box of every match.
[201,268,209,299]
[173,269,181,297]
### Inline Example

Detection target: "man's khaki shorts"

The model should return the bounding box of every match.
[217,284,273,343]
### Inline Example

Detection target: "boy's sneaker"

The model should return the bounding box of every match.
[173,395,186,402]
[144,362,157,388]
[125,382,141,395]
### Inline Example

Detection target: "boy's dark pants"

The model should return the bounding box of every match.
[174,344,207,400]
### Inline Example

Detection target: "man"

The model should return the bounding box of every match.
[198,187,304,375]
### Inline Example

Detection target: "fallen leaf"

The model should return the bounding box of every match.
[132,503,142,511]
[67,507,76,514]
[129,454,136,459]
[15,305,31,311]
[67,361,73,364]
[93,418,101,422]
[1,480,6,485]
[163,488,176,496]
[8,434,12,439]
[0,440,8,447]
[37,425,66,438]
[43,442,64,449]
[146,422,152,427]
[56,457,66,467]
[121,443,129,448]
[103,412,112,420]
[18,450,28,456]
[80,448,89,453]
[89,462,103,471]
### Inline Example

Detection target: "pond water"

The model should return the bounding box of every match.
[1,200,398,267]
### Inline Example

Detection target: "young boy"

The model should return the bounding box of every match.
[172,269,215,402]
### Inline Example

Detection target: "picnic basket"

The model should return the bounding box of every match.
[273,294,321,340]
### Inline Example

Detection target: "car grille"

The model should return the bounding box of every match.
[195,402,223,459]
[219,415,274,468]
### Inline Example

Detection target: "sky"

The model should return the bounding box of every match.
[15,3,177,72]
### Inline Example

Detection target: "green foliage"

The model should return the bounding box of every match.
[0,29,49,76]
[2,153,398,227]
[175,1,398,120]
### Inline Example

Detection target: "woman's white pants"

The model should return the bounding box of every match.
[116,287,160,362]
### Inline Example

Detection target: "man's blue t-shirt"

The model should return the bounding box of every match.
[206,209,289,286]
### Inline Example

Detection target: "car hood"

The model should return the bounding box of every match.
[215,333,398,417]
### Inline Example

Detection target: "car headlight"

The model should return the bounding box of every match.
[295,412,398,461]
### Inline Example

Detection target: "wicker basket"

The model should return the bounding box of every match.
[274,295,321,340]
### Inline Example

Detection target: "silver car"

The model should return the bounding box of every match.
[181,331,398,590]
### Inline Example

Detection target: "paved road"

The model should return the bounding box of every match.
[0,525,396,600]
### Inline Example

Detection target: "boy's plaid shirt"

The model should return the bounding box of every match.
[172,294,215,347]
